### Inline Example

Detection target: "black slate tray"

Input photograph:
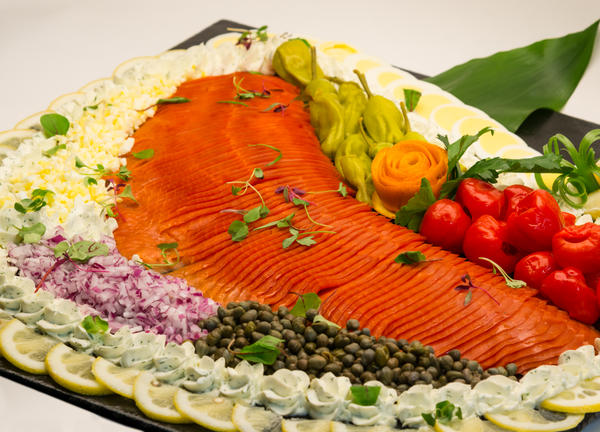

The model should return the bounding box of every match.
[2,19,600,432]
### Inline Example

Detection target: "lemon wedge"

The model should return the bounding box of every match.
[92,356,140,399]
[0,318,59,374]
[173,388,236,431]
[484,408,584,432]
[231,403,281,432]
[540,376,600,413]
[45,343,112,395]
[281,418,330,432]
[133,371,190,424]
[434,416,507,432]
[330,421,399,431]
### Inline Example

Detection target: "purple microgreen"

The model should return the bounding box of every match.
[403,89,422,112]
[395,251,442,265]
[479,257,527,288]
[230,25,269,50]
[248,143,283,167]
[228,220,249,242]
[455,274,500,306]
[118,184,137,203]
[217,100,249,107]
[132,149,154,159]
[350,385,381,406]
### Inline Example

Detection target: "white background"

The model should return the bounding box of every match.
[0,1,599,430]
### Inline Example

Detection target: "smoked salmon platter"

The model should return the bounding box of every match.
[1,19,600,432]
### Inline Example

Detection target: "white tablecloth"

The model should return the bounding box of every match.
[1,0,599,430]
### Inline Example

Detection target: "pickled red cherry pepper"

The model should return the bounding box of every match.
[552,223,600,274]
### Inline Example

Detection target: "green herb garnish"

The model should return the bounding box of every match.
[394,178,436,231]
[156,97,190,105]
[84,177,98,186]
[290,292,321,317]
[118,184,137,203]
[42,143,66,157]
[228,220,249,242]
[14,223,46,244]
[455,274,499,306]
[137,243,180,269]
[132,149,154,159]
[217,100,250,107]
[403,89,422,112]
[479,257,527,288]
[54,240,109,263]
[248,143,282,167]
[534,129,600,208]
[394,251,441,265]
[75,158,131,181]
[422,400,463,426]
[282,227,333,249]
[350,385,381,406]
[81,315,109,335]
[40,113,69,138]
[234,335,282,365]
[254,213,296,230]
[14,189,54,214]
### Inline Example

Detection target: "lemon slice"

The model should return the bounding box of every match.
[330,421,399,431]
[540,376,600,413]
[281,418,330,432]
[434,416,507,432]
[133,371,189,424]
[92,356,140,399]
[232,403,281,432]
[45,343,112,395]
[0,318,59,374]
[484,408,584,432]
[173,388,236,431]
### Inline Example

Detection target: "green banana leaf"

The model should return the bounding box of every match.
[426,20,599,132]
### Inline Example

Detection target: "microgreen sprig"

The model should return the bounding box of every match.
[229,25,269,50]
[14,189,54,214]
[42,143,66,158]
[455,274,500,306]
[394,251,442,265]
[137,243,180,269]
[81,315,109,335]
[282,227,335,249]
[137,97,190,112]
[422,400,463,427]
[13,223,46,244]
[289,292,340,329]
[479,257,527,289]
[75,157,131,181]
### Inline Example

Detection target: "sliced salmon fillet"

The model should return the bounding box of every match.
[113,72,599,372]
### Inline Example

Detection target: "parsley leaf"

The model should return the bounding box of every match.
[228,220,249,242]
[290,292,321,317]
[441,127,494,181]
[235,335,283,365]
[81,315,109,335]
[350,385,381,406]
[394,178,436,231]
[40,113,70,138]
[132,149,154,159]
[243,205,269,223]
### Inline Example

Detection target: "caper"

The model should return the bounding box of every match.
[219,338,232,348]
[240,309,258,323]
[342,354,354,367]
[315,347,330,356]
[240,300,252,311]
[344,342,360,354]
[358,335,373,349]
[379,366,393,385]
[346,319,360,331]
[244,321,256,337]
[334,334,350,348]
[396,338,408,348]
[426,366,439,379]
[361,371,376,382]
[277,305,289,318]
[439,355,453,370]
[420,371,433,384]
[397,384,409,393]
[409,341,425,356]
[209,328,222,340]
[282,329,295,341]
[256,321,271,334]
[305,342,317,355]
[386,357,399,369]
[487,367,498,375]
[332,348,346,359]
[308,355,327,371]
[312,321,328,334]
[258,310,274,322]
[235,328,245,337]
[195,339,208,356]
[205,317,219,331]
[304,327,317,342]
[220,325,234,338]
[316,334,329,348]
[326,326,338,338]
[392,367,402,382]
[446,370,463,381]
[462,368,473,384]
[287,339,302,354]
[448,349,461,361]
[401,363,415,372]
[297,358,308,371]
[285,355,298,368]
[453,361,463,371]
[305,308,319,322]
[497,366,508,377]
[217,306,228,320]
[467,360,479,371]
[234,337,248,348]
[361,349,375,366]
[271,321,283,332]
[324,362,342,374]
[361,328,371,336]
[506,363,518,376]
[292,317,306,333]
[403,353,417,364]
[280,318,292,329]
[385,342,399,355]
[273,360,285,371]
[374,346,389,367]
[269,330,282,339]
[226,302,238,310]
[407,371,420,385]
[222,316,236,327]
[350,363,364,376]
[251,331,264,342]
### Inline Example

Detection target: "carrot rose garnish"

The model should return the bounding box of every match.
[371,140,447,214]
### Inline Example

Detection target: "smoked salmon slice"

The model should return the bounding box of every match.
[113,72,599,372]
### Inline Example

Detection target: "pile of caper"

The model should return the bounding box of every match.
[194,300,518,392]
